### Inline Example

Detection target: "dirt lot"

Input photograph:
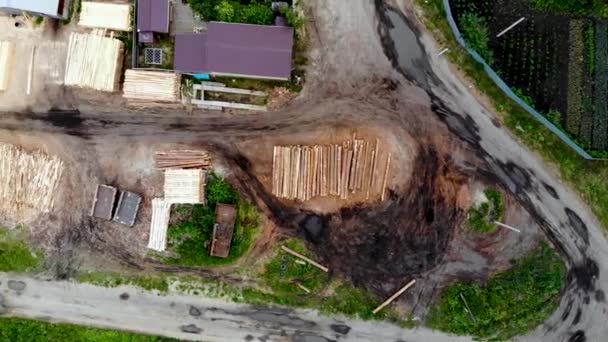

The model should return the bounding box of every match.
[0,0,544,318]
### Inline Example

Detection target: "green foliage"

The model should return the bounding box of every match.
[60,0,81,25]
[279,6,305,29]
[189,0,274,25]
[585,22,595,73]
[78,272,170,293]
[511,87,535,107]
[428,243,566,340]
[0,229,42,272]
[459,12,494,65]
[165,174,258,266]
[0,317,179,341]
[262,240,328,296]
[529,0,608,16]
[547,109,563,127]
[467,188,504,233]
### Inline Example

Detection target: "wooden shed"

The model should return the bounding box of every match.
[209,203,236,258]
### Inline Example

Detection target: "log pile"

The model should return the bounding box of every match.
[0,41,14,91]
[155,150,211,169]
[64,30,124,92]
[272,137,391,201]
[123,69,181,103]
[0,144,65,213]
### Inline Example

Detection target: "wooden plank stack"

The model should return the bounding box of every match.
[123,69,181,103]
[272,137,389,201]
[155,150,211,169]
[64,30,124,92]
[0,41,15,91]
[0,144,65,213]
[79,2,132,31]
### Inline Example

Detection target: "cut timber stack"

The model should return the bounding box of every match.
[0,41,15,91]
[0,144,65,214]
[272,137,390,201]
[123,70,181,103]
[79,2,132,31]
[155,150,211,169]
[64,30,124,92]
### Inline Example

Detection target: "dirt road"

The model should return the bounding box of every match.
[0,273,471,342]
[0,0,606,341]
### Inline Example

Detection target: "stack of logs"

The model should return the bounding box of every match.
[155,150,211,169]
[272,138,391,201]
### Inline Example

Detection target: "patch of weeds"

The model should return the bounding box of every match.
[165,173,259,266]
[467,188,504,233]
[427,243,566,340]
[77,272,169,294]
[0,317,180,341]
[0,228,43,272]
[212,76,302,93]
[60,0,81,25]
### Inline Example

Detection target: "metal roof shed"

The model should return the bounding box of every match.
[113,191,142,226]
[0,0,68,18]
[174,22,294,80]
[138,0,170,43]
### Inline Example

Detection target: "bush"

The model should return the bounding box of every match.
[459,12,494,65]
[427,243,566,340]
[189,0,274,25]
[467,188,503,233]
[0,229,42,272]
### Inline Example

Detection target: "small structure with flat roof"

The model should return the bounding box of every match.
[0,0,69,18]
[164,169,206,204]
[137,0,171,43]
[113,190,142,226]
[90,185,117,220]
[175,21,294,80]
[209,203,236,258]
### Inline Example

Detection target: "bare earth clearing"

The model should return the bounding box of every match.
[0,0,606,341]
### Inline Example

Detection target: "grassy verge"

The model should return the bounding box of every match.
[415,0,608,232]
[77,272,170,294]
[467,188,504,233]
[164,174,260,266]
[427,243,566,340]
[0,317,181,342]
[212,76,302,93]
[0,229,43,272]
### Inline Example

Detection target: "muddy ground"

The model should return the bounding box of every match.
[0,0,548,321]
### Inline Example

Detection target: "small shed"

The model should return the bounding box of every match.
[137,0,171,43]
[79,2,132,31]
[209,203,237,258]
[0,41,15,91]
[90,185,117,220]
[164,169,206,204]
[113,190,142,226]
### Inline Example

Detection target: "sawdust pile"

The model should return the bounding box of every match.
[0,144,64,216]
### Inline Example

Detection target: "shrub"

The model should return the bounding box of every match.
[0,229,41,272]
[467,188,503,233]
[428,243,566,340]
[459,12,493,65]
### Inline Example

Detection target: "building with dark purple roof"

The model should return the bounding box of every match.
[174,21,294,80]
[137,0,170,43]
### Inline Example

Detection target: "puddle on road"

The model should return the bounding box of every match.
[382,9,430,87]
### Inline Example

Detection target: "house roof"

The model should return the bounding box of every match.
[174,22,294,80]
[0,0,64,17]
[137,0,169,33]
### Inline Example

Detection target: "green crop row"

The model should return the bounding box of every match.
[592,21,608,150]
[566,20,585,135]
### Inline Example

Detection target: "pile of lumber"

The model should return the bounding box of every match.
[147,198,171,252]
[0,41,15,91]
[272,137,392,201]
[164,169,207,204]
[155,150,211,169]
[0,144,65,213]
[64,30,124,92]
[79,2,132,31]
[123,70,181,102]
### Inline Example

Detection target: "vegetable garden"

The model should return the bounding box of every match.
[450,0,608,156]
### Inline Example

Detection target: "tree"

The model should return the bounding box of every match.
[215,0,235,22]
[236,1,274,25]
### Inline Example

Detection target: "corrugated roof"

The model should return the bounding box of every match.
[137,0,169,33]
[0,0,62,17]
[174,22,294,80]
[174,33,208,73]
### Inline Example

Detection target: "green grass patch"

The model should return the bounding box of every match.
[467,188,504,233]
[0,317,180,341]
[0,229,42,272]
[427,243,565,340]
[415,0,608,234]
[212,76,302,93]
[77,272,169,294]
[165,174,259,266]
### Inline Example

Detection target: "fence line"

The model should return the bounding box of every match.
[442,0,595,160]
